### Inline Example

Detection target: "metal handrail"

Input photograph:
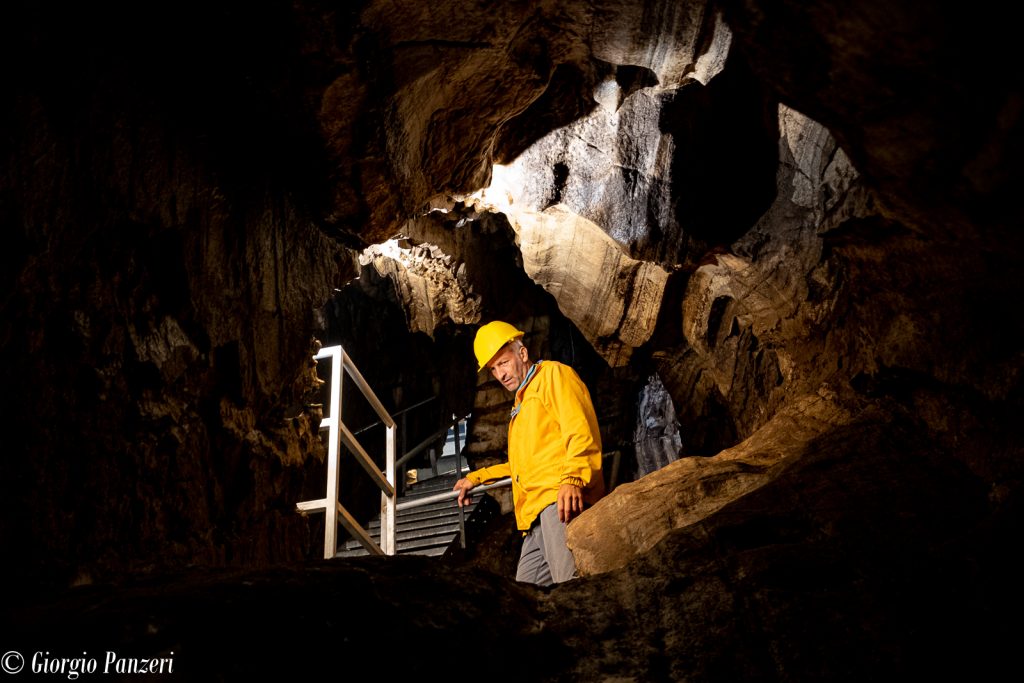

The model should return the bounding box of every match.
[296,347,479,557]
[396,477,512,511]
[396,417,460,469]
[296,345,397,558]
[395,412,506,550]
[295,345,520,556]
[352,395,437,437]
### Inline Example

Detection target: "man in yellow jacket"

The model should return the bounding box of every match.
[453,320,605,586]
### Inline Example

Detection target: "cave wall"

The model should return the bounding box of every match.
[1,0,355,583]
[1,2,1023,677]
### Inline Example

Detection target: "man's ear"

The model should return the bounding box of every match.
[517,344,530,363]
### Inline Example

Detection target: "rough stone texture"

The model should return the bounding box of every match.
[653,104,874,450]
[1,1,354,581]
[509,204,670,366]
[467,23,777,267]
[568,386,857,575]
[1,0,1023,681]
[359,239,481,333]
[312,0,733,245]
[716,0,1024,240]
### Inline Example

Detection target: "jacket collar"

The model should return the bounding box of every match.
[510,360,542,419]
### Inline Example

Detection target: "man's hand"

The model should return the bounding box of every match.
[557,483,584,523]
[453,478,476,507]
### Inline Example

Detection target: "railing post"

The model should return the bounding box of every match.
[319,346,343,559]
[296,344,396,558]
[400,410,408,497]
[383,422,396,555]
[453,415,463,472]
[454,414,467,549]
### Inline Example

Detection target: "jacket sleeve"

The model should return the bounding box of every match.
[466,461,511,485]
[548,364,603,490]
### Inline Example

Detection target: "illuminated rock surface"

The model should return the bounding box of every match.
[1,1,1021,680]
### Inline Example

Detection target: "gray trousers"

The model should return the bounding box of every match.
[516,503,578,586]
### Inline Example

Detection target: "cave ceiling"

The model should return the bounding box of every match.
[1,0,1023,679]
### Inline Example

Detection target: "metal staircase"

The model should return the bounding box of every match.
[336,475,477,557]
[336,435,502,558]
[297,344,511,559]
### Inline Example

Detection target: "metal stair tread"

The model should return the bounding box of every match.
[402,483,460,497]
[389,498,476,518]
[350,517,465,540]
[343,521,462,549]
[337,532,457,557]
[403,476,463,496]
[368,511,473,533]
[335,465,501,558]
[371,510,469,529]
[336,544,447,559]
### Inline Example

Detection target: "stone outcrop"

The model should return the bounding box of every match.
[358,238,482,336]
[508,204,669,367]
[2,0,1023,680]
[314,0,734,245]
[568,387,857,575]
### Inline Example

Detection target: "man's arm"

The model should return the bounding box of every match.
[452,462,512,507]
[548,364,604,520]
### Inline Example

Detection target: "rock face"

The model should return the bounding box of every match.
[509,204,670,367]
[569,388,858,575]
[2,0,1023,680]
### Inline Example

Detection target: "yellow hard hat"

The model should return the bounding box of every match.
[473,320,525,371]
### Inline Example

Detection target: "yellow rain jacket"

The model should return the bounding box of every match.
[467,361,605,530]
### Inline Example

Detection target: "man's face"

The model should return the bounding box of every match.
[487,342,531,392]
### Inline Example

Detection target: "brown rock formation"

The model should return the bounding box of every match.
[569,387,858,575]
[508,203,669,366]
[1,0,1022,680]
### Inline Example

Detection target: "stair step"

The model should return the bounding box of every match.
[405,471,462,491]
[337,531,458,557]
[337,544,448,559]
[396,497,471,516]
[370,492,465,513]
[344,521,462,548]
[355,517,466,539]
[390,516,470,534]
[411,454,470,485]
[367,502,476,528]
[332,456,500,558]
[404,479,460,496]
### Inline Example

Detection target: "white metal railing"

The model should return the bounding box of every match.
[295,346,537,556]
[393,412,508,550]
[296,345,397,558]
[396,477,512,511]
